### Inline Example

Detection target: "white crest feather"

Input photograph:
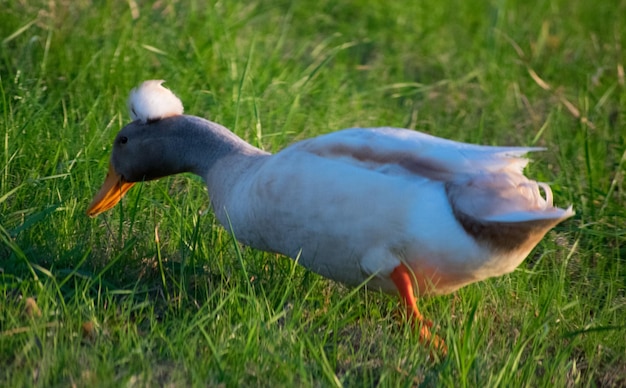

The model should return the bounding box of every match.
[128,80,184,123]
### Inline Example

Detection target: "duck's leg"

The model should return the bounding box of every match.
[390,264,447,355]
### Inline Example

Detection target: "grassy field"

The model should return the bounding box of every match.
[1,0,625,386]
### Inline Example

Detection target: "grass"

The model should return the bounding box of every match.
[1,0,625,386]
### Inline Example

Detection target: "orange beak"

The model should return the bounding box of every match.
[87,163,135,217]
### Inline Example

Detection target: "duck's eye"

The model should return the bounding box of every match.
[119,136,128,144]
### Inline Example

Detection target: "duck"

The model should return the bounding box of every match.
[87,80,574,355]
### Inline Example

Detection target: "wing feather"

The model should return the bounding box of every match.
[293,127,543,181]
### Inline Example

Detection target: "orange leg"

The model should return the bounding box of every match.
[390,264,447,356]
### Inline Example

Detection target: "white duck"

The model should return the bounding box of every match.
[88,80,574,354]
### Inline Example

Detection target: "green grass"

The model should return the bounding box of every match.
[1,0,625,386]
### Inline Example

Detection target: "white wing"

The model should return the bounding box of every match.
[291,127,543,181]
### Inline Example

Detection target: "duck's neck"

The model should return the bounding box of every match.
[190,117,271,212]
[175,115,269,177]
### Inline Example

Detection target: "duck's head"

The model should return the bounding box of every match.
[87,80,184,217]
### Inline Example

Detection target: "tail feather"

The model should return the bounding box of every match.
[447,175,573,254]
[446,173,574,224]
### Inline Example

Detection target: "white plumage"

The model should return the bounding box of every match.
[128,80,183,123]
